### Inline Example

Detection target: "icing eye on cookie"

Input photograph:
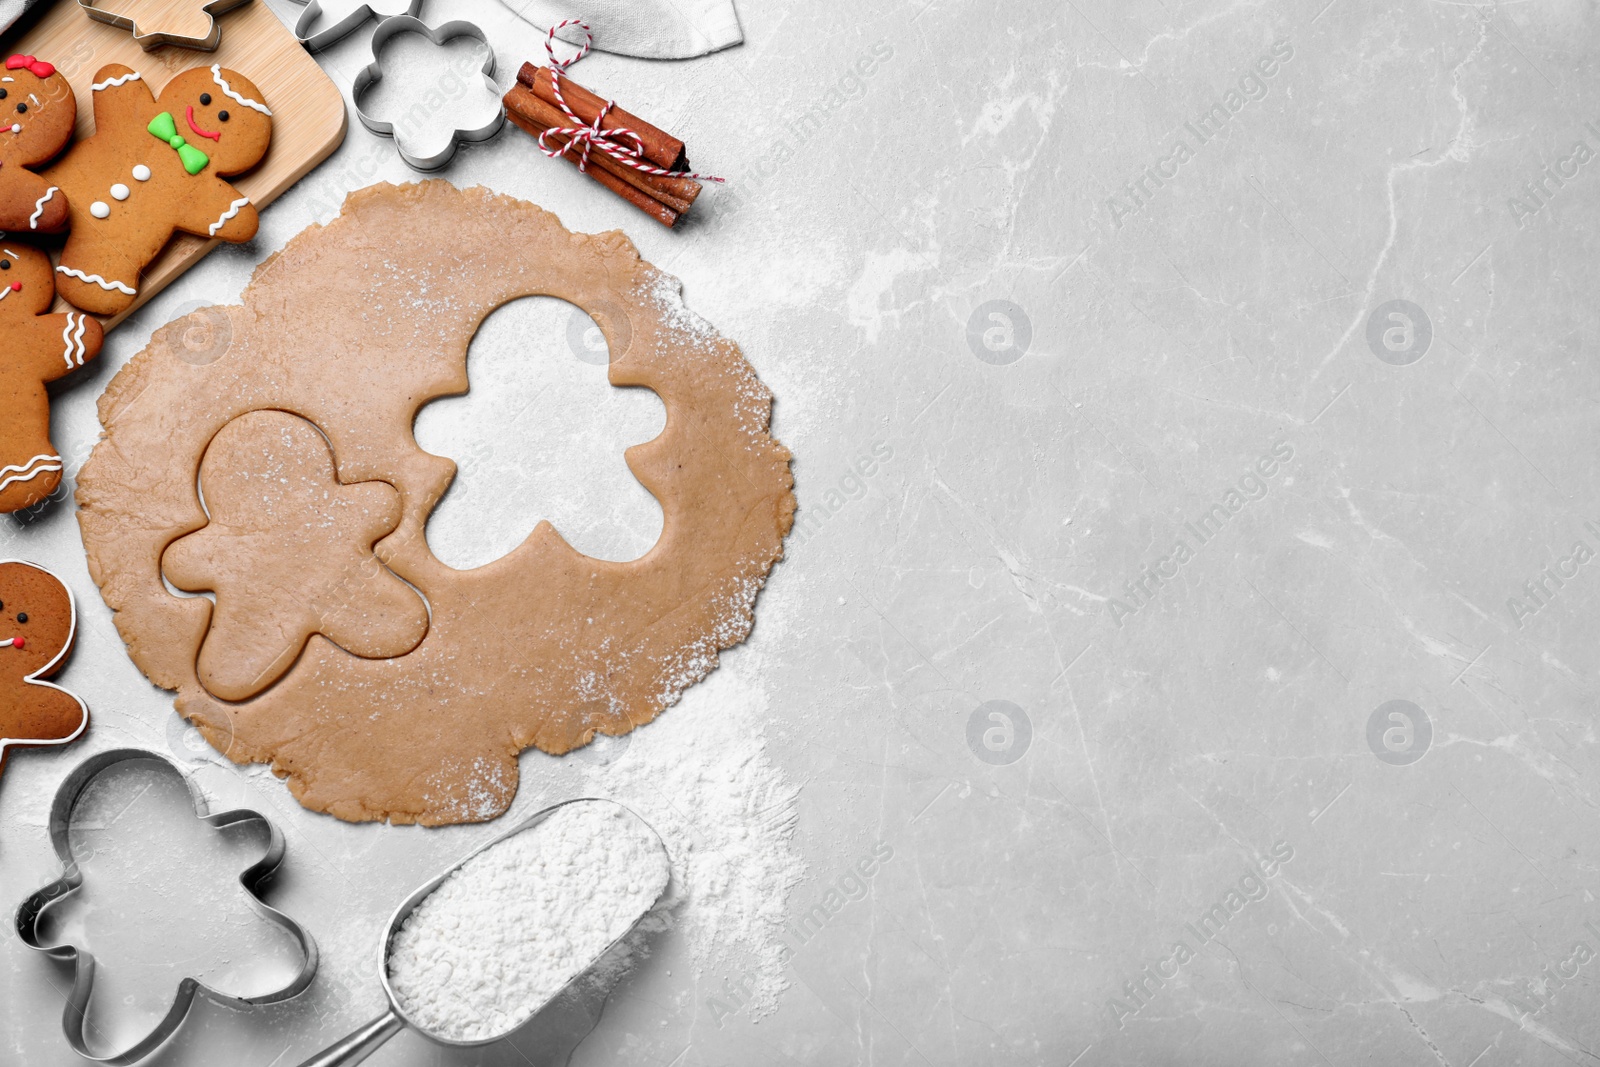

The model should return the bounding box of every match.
[199,93,211,105]
[17,612,28,623]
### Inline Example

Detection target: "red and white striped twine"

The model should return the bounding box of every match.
[537,19,725,184]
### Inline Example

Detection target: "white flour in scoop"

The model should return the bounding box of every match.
[386,801,671,1041]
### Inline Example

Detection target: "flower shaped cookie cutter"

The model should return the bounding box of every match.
[77,0,254,51]
[14,748,319,1065]
[351,14,505,171]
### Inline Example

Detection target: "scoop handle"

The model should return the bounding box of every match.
[293,1008,406,1067]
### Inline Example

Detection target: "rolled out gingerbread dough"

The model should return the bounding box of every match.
[78,181,795,825]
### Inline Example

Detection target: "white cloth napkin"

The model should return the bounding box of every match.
[0,0,46,38]
[496,0,742,59]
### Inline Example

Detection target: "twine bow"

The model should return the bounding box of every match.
[536,20,723,183]
[5,55,55,79]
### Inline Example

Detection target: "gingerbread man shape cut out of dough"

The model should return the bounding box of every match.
[47,62,272,315]
[163,410,430,702]
[0,55,75,233]
[0,560,88,780]
[0,242,103,513]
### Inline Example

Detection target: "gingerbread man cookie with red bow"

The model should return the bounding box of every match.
[0,560,87,780]
[0,242,103,513]
[47,62,272,315]
[0,54,76,233]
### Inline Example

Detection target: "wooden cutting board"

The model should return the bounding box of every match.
[0,0,347,329]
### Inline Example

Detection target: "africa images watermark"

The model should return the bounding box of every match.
[1095,39,1295,234]
[1504,919,1600,1021]
[1106,839,1295,1030]
[1504,521,1600,629]
[789,440,895,548]
[718,39,895,218]
[706,841,896,1027]
[1106,440,1295,628]
[1506,121,1600,228]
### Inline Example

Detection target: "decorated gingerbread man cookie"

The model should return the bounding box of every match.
[0,560,88,779]
[0,55,75,233]
[0,241,103,513]
[47,62,272,315]
[163,409,430,702]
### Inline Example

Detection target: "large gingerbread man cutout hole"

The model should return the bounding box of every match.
[414,295,665,569]
[161,410,429,702]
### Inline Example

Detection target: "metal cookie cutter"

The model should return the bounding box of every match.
[351,15,505,171]
[14,748,319,1065]
[287,0,423,52]
[77,0,253,52]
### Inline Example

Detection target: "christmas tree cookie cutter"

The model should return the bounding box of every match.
[76,0,255,52]
[14,748,319,1065]
[351,14,505,171]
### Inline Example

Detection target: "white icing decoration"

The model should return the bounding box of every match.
[91,71,142,91]
[8,124,18,134]
[56,266,135,295]
[0,287,11,304]
[0,454,62,494]
[27,94,39,107]
[207,197,251,237]
[27,187,56,229]
[59,313,90,368]
[210,65,271,116]
[133,164,151,181]
[0,77,11,82]
[111,184,130,201]
[89,201,110,219]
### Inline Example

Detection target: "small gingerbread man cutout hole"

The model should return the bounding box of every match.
[415,295,665,569]
[162,409,430,702]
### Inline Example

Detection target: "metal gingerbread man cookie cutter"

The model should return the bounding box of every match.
[287,0,422,52]
[14,748,319,1065]
[351,14,505,171]
[77,0,253,52]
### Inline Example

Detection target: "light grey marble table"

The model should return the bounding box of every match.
[4,0,1600,1064]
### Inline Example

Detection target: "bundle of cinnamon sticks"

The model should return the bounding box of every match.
[504,63,702,228]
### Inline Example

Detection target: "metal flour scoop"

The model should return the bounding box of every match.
[295,798,670,1067]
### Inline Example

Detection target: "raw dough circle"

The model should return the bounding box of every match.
[78,182,795,825]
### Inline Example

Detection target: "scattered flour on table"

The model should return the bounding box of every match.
[532,661,808,1021]
[387,801,670,1041]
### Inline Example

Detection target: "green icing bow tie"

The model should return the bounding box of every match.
[146,112,210,175]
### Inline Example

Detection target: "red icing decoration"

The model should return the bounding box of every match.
[185,105,221,142]
[5,55,56,78]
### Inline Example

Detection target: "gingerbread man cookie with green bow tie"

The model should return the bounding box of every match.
[46,63,272,315]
